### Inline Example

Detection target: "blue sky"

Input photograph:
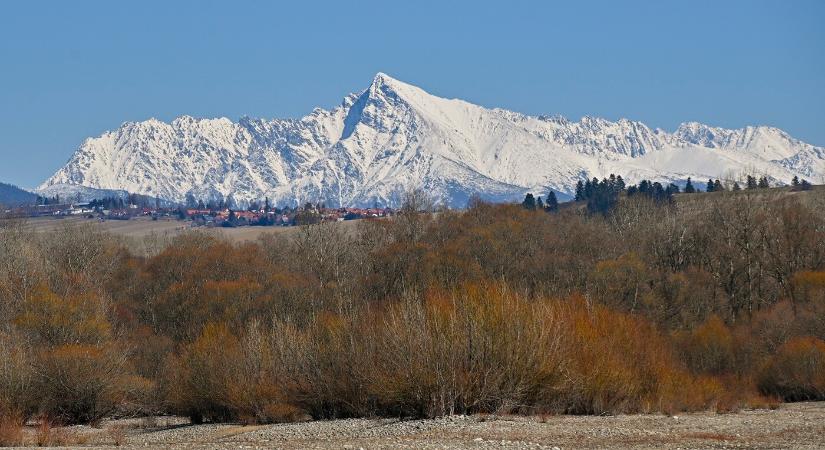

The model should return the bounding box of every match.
[1,0,823,188]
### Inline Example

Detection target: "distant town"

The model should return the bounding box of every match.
[1,195,396,227]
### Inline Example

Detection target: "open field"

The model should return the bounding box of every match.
[8,216,363,242]
[4,402,824,449]
[17,216,190,238]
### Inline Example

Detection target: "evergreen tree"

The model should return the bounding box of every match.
[791,176,800,188]
[574,180,585,201]
[639,180,651,194]
[522,193,536,210]
[652,182,666,200]
[545,191,559,212]
[746,175,758,190]
[584,179,594,200]
[586,179,620,215]
[800,179,813,191]
[626,179,675,203]
[713,180,724,192]
[615,175,626,191]
[536,196,544,210]
[758,177,770,189]
[732,182,741,191]
[684,177,696,193]
[706,179,715,192]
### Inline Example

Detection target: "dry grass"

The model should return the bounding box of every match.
[34,420,52,447]
[0,414,23,447]
[33,420,88,447]
[107,425,127,446]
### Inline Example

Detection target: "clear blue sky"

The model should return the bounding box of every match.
[1,0,823,189]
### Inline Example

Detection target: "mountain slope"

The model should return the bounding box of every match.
[39,73,825,207]
[0,182,37,207]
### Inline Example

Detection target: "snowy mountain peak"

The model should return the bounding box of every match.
[370,72,408,89]
[371,71,393,84]
[39,73,825,207]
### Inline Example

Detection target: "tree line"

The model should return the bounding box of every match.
[523,174,816,215]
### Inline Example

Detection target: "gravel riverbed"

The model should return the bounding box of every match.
[12,401,825,449]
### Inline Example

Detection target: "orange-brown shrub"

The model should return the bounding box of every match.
[270,311,373,419]
[749,301,796,356]
[557,298,721,414]
[675,315,735,375]
[366,284,566,417]
[165,322,242,423]
[4,194,824,424]
[32,418,81,447]
[165,322,300,423]
[792,270,825,304]
[9,283,130,424]
[0,412,24,447]
[707,375,780,413]
[34,420,52,447]
[588,253,650,313]
[749,299,825,366]
[758,336,825,401]
[163,284,731,420]
[14,286,111,347]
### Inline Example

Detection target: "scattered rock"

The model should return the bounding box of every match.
[16,402,825,449]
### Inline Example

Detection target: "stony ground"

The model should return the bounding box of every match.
[11,402,825,449]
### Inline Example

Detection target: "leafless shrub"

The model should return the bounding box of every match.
[0,333,35,420]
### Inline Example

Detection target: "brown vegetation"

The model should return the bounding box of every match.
[0,413,23,447]
[1,188,824,426]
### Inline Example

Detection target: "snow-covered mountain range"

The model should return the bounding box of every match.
[39,73,825,207]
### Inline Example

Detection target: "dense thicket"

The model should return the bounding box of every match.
[1,187,824,425]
